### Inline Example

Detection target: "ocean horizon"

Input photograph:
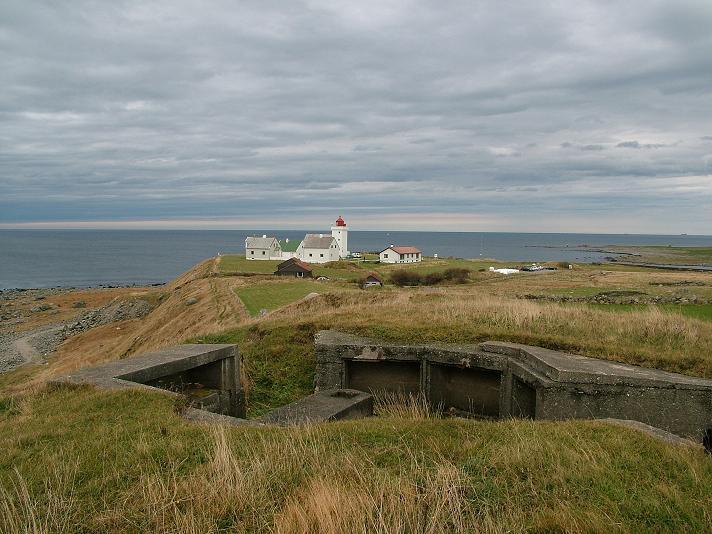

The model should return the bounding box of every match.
[2,229,712,290]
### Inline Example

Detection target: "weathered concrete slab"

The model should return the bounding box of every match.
[480,341,712,389]
[183,407,263,427]
[52,344,245,418]
[258,389,373,425]
[601,419,702,448]
[315,330,712,440]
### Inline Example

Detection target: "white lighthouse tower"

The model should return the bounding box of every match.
[331,215,349,258]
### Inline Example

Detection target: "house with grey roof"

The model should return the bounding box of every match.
[245,235,282,260]
[297,233,341,263]
[244,216,350,262]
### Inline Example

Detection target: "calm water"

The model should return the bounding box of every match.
[1,229,712,289]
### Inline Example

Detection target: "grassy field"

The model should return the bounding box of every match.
[219,255,281,274]
[0,385,710,533]
[3,254,712,531]
[235,280,323,316]
[219,254,509,281]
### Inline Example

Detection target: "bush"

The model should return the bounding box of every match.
[442,268,471,283]
[390,268,472,287]
[423,272,445,285]
[390,270,422,287]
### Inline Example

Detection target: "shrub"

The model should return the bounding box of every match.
[442,268,471,283]
[423,272,445,285]
[390,270,422,287]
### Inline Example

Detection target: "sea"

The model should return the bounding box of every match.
[1,229,712,290]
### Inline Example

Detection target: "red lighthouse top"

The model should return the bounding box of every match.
[335,216,346,227]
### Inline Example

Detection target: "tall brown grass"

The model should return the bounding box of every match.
[270,290,712,377]
[0,464,77,534]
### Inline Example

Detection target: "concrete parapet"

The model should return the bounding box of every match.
[315,330,712,440]
[52,344,245,418]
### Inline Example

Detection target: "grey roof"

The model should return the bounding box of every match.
[301,234,336,250]
[245,236,279,249]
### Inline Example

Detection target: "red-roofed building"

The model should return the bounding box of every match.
[379,245,422,264]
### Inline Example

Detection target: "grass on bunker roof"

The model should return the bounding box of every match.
[0,384,710,533]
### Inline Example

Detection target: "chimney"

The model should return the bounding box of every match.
[390,243,395,248]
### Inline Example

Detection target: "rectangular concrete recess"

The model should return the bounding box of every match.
[54,344,245,418]
[347,360,420,395]
[429,363,501,417]
[315,330,712,440]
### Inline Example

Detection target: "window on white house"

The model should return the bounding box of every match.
[262,251,265,255]
[384,253,388,258]
[320,254,324,257]
[309,253,313,257]
[250,251,254,255]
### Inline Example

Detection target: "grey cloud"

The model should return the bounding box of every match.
[616,141,667,149]
[1,0,711,233]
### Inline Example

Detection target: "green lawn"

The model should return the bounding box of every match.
[235,280,320,316]
[219,255,280,274]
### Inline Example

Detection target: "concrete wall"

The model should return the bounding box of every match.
[55,344,246,418]
[315,331,712,440]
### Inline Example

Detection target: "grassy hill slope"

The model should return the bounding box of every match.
[2,255,712,531]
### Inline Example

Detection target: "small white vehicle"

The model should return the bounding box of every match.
[351,252,362,258]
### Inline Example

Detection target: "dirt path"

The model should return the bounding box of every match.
[12,324,65,363]
[0,323,65,372]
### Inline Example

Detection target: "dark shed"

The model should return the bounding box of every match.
[275,258,313,278]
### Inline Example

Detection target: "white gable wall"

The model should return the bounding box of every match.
[298,241,340,263]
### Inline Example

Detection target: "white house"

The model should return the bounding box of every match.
[379,246,422,264]
[245,236,282,260]
[244,216,351,262]
[297,234,341,263]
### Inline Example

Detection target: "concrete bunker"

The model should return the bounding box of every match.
[55,344,246,418]
[53,345,375,427]
[315,330,712,440]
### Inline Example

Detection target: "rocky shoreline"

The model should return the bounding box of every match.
[0,286,154,374]
[521,290,710,305]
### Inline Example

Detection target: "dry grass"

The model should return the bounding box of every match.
[2,387,710,533]
[266,289,712,377]
[0,464,77,534]
[374,392,440,419]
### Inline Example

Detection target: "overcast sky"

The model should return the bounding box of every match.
[1,1,711,233]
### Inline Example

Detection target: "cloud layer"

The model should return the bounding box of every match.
[2,0,712,232]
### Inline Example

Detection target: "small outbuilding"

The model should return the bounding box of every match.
[274,258,313,278]
[362,273,383,288]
